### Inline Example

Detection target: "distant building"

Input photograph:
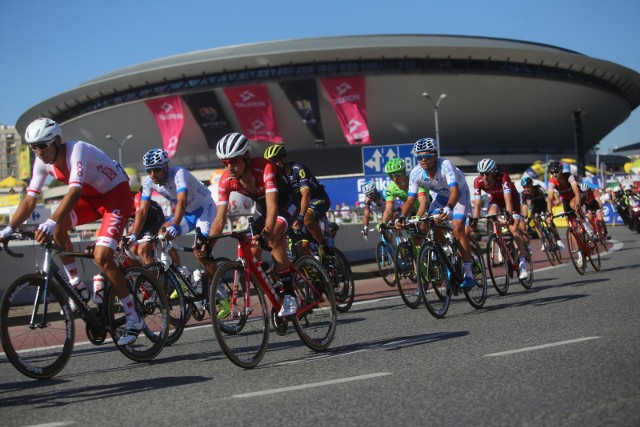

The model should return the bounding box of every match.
[0,126,22,179]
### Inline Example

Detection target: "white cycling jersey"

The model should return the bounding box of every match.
[27,140,128,198]
[141,166,213,213]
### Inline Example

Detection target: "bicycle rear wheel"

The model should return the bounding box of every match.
[566,229,586,275]
[292,255,337,351]
[464,242,488,309]
[108,266,169,362]
[376,241,396,287]
[540,227,557,266]
[395,241,421,309]
[329,248,355,313]
[486,235,510,295]
[587,239,601,271]
[210,261,269,369]
[519,247,534,290]
[0,275,74,380]
[417,244,450,318]
[144,262,185,346]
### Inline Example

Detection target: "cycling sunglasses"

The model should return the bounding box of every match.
[389,172,404,180]
[416,152,436,161]
[146,166,164,173]
[29,141,55,151]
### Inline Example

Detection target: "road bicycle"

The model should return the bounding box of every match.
[368,225,404,287]
[389,221,425,309]
[537,212,563,266]
[0,230,169,380]
[585,210,609,253]
[198,223,337,369]
[409,216,487,318]
[554,211,601,275]
[286,228,355,313]
[484,213,534,295]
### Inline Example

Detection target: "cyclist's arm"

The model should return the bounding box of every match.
[399,195,415,218]
[571,182,581,209]
[6,195,38,230]
[170,190,188,230]
[50,186,82,224]
[207,203,229,249]
[416,193,428,218]
[262,191,278,237]
[472,196,482,219]
[363,203,372,228]
[298,187,311,219]
[446,185,460,210]
[130,199,150,236]
[381,200,395,223]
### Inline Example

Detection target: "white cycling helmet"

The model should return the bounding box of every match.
[477,158,497,173]
[24,118,62,144]
[216,133,250,159]
[362,181,377,196]
[413,137,438,154]
[143,148,169,168]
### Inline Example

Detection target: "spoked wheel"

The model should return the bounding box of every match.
[541,228,557,266]
[144,262,185,346]
[587,238,602,271]
[417,244,450,318]
[109,267,169,362]
[519,245,534,290]
[464,242,488,309]
[210,261,269,369]
[328,248,355,313]
[292,255,337,351]
[486,235,510,295]
[395,242,422,309]
[0,275,74,380]
[596,221,608,252]
[566,229,586,275]
[376,241,396,287]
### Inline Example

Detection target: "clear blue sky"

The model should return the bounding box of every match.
[1,0,639,153]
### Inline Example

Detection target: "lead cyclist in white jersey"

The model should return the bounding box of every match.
[399,137,476,289]
[0,118,144,345]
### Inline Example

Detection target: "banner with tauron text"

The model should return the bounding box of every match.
[224,84,282,143]
[145,96,185,158]
[320,76,372,145]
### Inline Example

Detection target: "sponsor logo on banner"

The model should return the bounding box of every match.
[279,80,324,142]
[224,85,282,142]
[145,96,185,158]
[321,76,371,145]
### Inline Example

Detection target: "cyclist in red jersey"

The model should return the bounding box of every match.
[0,119,143,345]
[578,182,610,240]
[470,158,530,280]
[198,133,299,317]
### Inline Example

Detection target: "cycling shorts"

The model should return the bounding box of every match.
[429,193,471,222]
[488,193,522,220]
[167,202,216,237]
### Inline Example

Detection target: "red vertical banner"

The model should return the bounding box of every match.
[224,84,282,142]
[321,76,372,145]
[145,96,185,158]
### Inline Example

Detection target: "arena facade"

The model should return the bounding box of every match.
[16,34,640,177]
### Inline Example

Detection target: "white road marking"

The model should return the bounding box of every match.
[484,336,601,357]
[232,372,392,398]
[23,423,75,427]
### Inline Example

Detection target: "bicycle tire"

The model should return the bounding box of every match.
[541,227,557,266]
[395,241,421,309]
[519,246,534,289]
[566,229,586,275]
[464,242,488,309]
[486,234,510,295]
[375,241,396,287]
[417,244,450,318]
[108,266,169,362]
[0,274,74,380]
[596,220,608,252]
[292,255,337,351]
[144,262,185,346]
[587,238,601,271]
[210,261,269,369]
[329,248,355,313]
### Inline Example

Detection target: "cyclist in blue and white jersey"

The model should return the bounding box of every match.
[399,137,475,289]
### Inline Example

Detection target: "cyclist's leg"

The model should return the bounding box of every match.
[303,197,331,247]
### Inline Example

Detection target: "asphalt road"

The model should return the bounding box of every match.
[1,227,639,427]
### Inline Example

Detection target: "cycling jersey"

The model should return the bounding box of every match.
[364,193,386,215]
[407,158,471,221]
[283,161,331,219]
[141,166,215,236]
[520,185,547,214]
[548,173,578,201]
[473,170,521,214]
[26,141,131,250]
[385,181,427,215]
[580,188,600,213]
[132,192,165,236]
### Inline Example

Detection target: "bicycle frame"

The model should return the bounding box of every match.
[486,215,519,275]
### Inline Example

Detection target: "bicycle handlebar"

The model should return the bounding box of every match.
[0,229,69,258]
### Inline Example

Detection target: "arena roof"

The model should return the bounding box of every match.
[17,35,640,176]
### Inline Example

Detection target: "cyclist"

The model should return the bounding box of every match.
[127,148,216,289]
[546,160,594,268]
[125,191,166,265]
[382,158,429,223]
[578,182,610,240]
[361,181,386,238]
[0,118,142,345]
[471,158,530,280]
[200,133,299,317]
[399,137,476,289]
[263,144,332,256]
[520,176,564,251]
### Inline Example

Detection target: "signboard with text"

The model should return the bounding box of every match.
[362,144,416,176]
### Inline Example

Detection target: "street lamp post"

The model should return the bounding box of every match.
[422,92,447,157]
[105,134,133,165]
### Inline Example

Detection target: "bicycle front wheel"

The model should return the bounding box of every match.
[108,266,169,362]
[0,275,74,380]
[144,262,185,346]
[541,227,557,266]
[417,244,450,318]
[292,255,337,351]
[566,229,586,275]
[486,235,510,295]
[464,242,488,309]
[587,238,601,271]
[210,261,269,369]
[376,241,396,287]
[329,248,355,313]
[395,241,421,309]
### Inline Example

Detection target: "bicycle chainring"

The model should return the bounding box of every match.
[271,307,288,336]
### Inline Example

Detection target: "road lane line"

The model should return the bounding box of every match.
[484,336,601,357]
[232,372,392,398]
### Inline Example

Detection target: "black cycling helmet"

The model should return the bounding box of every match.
[548,161,563,174]
[521,176,533,187]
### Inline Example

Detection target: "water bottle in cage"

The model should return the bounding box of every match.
[92,274,104,304]
[160,250,170,271]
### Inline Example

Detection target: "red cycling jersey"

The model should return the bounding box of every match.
[548,173,578,201]
[473,170,520,212]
